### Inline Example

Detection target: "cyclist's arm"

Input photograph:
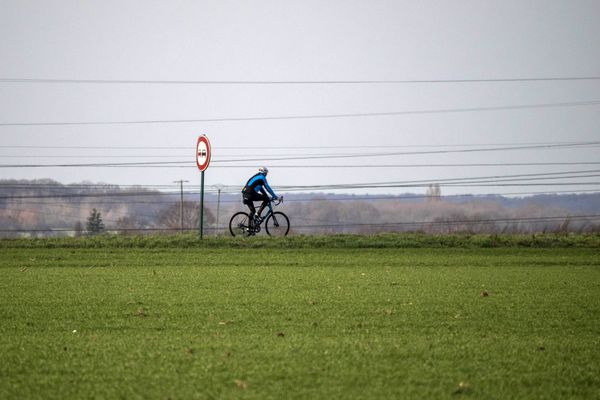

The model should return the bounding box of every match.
[263,179,277,198]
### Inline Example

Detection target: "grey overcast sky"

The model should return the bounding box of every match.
[0,0,599,196]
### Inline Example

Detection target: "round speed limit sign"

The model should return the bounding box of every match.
[196,135,211,172]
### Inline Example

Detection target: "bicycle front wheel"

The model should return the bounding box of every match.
[265,212,290,237]
[229,212,251,237]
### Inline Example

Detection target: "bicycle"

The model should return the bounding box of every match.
[229,197,290,237]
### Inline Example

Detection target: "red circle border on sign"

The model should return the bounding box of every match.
[196,135,211,172]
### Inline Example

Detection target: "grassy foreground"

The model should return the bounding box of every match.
[1,237,599,399]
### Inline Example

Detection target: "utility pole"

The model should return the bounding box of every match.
[213,184,225,235]
[173,180,189,233]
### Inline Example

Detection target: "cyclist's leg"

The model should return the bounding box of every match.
[243,195,256,216]
[256,193,270,217]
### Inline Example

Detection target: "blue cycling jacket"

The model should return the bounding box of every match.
[243,172,277,198]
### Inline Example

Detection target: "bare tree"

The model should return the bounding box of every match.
[426,184,442,202]
[156,201,215,232]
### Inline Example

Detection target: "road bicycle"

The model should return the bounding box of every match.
[229,197,290,237]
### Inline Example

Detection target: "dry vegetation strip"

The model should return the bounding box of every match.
[1,232,599,249]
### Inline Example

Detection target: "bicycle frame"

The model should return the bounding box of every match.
[253,198,282,227]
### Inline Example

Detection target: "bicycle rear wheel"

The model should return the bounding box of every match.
[229,212,252,237]
[265,211,290,237]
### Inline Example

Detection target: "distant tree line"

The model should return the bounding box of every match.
[1,179,599,237]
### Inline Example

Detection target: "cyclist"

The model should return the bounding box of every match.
[242,167,279,224]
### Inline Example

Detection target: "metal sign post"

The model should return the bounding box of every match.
[196,135,211,239]
[200,171,205,238]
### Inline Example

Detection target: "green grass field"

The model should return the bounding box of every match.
[1,235,599,399]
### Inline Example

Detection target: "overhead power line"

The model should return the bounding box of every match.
[210,162,600,168]
[0,140,592,150]
[0,154,193,159]
[2,170,600,200]
[212,142,600,163]
[2,141,598,168]
[1,100,599,127]
[3,161,600,169]
[271,170,600,192]
[2,141,599,161]
[2,76,600,85]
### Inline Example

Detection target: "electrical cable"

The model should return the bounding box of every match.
[2,142,599,168]
[0,140,595,150]
[1,100,599,127]
[2,76,600,85]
